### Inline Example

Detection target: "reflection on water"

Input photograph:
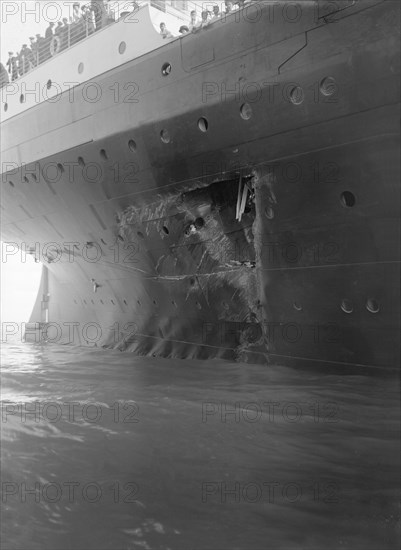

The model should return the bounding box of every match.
[1,341,399,550]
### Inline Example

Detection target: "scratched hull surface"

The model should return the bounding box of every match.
[1,1,400,370]
[1,341,400,549]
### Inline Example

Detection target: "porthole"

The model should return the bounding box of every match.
[289,86,304,105]
[20,94,25,103]
[100,149,108,160]
[4,103,8,112]
[128,139,137,152]
[240,102,252,120]
[160,129,171,143]
[341,299,353,314]
[366,298,380,313]
[320,76,337,96]
[47,79,52,89]
[57,163,64,173]
[78,62,84,74]
[265,206,274,219]
[161,62,171,76]
[198,117,208,132]
[119,41,126,54]
[78,156,85,167]
[341,191,355,208]
[162,226,169,235]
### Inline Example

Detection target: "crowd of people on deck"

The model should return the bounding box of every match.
[5,2,112,81]
[4,1,251,82]
[160,1,248,38]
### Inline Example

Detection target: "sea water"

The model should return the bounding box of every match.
[1,341,399,550]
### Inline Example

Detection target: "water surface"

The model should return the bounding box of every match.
[1,341,399,549]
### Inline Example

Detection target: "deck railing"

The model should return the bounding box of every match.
[5,1,234,82]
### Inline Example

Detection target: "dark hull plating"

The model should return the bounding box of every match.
[2,1,400,371]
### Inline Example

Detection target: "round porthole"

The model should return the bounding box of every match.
[162,62,172,76]
[160,129,171,143]
[341,299,353,314]
[119,41,126,54]
[366,298,380,313]
[4,103,8,112]
[20,94,25,103]
[341,191,355,208]
[100,149,108,160]
[289,86,304,105]
[240,103,252,120]
[320,76,337,96]
[128,139,137,152]
[47,79,52,89]
[198,117,208,132]
[78,62,84,74]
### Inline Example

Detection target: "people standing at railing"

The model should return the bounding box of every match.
[200,10,212,27]
[19,44,32,75]
[43,24,54,62]
[0,62,9,87]
[209,5,220,22]
[188,9,199,32]
[73,2,81,22]
[82,5,96,35]
[91,0,111,31]
[55,21,63,38]
[6,52,18,81]
[159,22,173,39]
[225,1,234,13]
[36,34,46,64]
[29,37,37,67]
[45,22,55,39]
[16,48,24,76]
[61,18,70,50]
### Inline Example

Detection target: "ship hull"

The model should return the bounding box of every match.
[1,1,400,371]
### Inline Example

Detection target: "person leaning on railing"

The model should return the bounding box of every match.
[159,22,173,39]
[6,51,18,81]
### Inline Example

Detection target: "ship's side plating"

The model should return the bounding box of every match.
[1,1,400,370]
